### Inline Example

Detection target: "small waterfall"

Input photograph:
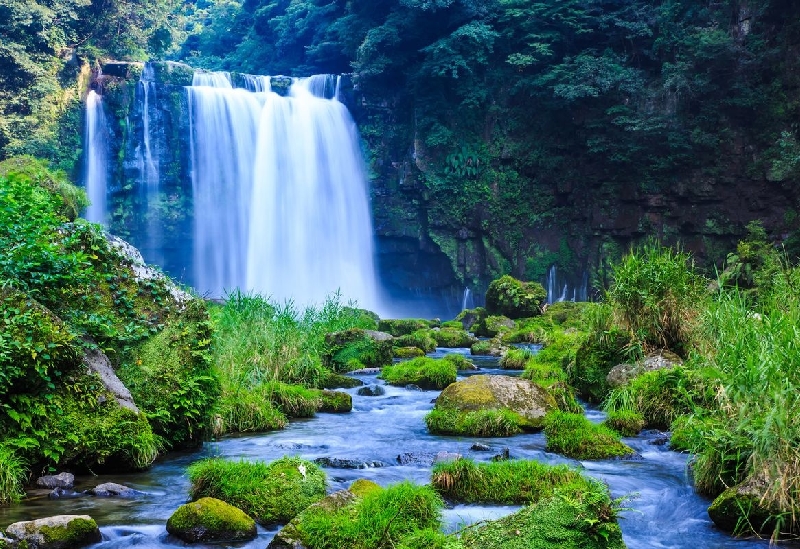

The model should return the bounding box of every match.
[136,62,161,263]
[84,90,109,225]
[189,71,380,310]
[461,288,474,311]
[545,265,589,304]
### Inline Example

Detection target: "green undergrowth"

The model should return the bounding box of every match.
[603,410,645,437]
[188,456,326,525]
[379,357,456,389]
[425,408,524,437]
[394,329,438,353]
[322,328,393,371]
[0,445,26,504]
[499,348,534,370]
[432,327,475,348]
[378,319,438,336]
[543,412,634,460]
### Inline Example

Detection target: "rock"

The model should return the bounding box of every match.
[470,339,507,356]
[322,329,394,371]
[348,479,381,497]
[268,490,357,549]
[348,367,382,375]
[470,443,492,452]
[435,375,556,430]
[320,373,363,389]
[318,390,352,413]
[396,452,436,466]
[377,319,435,336]
[455,307,487,332]
[392,346,425,359]
[708,475,785,536]
[485,275,546,319]
[83,348,139,413]
[606,350,683,388]
[36,473,74,490]
[434,451,462,463]
[100,61,142,78]
[48,488,82,500]
[88,482,141,497]
[313,457,385,469]
[357,384,385,396]
[4,515,101,549]
[432,328,477,348]
[166,497,256,543]
[491,448,510,461]
[474,315,517,338]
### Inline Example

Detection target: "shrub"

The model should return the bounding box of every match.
[379,357,456,390]
[543,411,633,459]
[425,408,523,437]
[0,445,27,504]
[499,348,534,370]
[485,275,547,319]
[213,389,287,436]
[188,457,326,524]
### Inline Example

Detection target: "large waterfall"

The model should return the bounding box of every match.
[188,72,380,309]
[135,62,162,264]
[84,90,109,225]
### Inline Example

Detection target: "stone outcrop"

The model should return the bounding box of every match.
[606,350,683,388]
[166,497,257,543]
[3,515,101,549]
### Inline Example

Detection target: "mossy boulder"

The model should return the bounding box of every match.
[572,330,631,402]
[431,327,476,348]
[377,318,437,336]
[603,410,646,437]
[318,390,352,413]
[707,476,787,537]
[166,497,257,543]
[393,346,426,359]
[485,276,547,319]
[442,353,477,371]
[606,350,683,388]
[543,412,635,460]
[394,329,438,353]
[455,307,487,332]
[432,375,556,431]
[320,373,363,389]
[268,489,358,549]
[474,315,516,338]
[4,515,101,549]
[470,338,507,356]
[379,357,457,390]
[348,478,382,497]
[322,329,394,371]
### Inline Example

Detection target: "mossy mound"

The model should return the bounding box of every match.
[379,357,457,390]
[322,329,393,371]
[431,328,476,348]
[377,318,438,336]
[166,497,257,543]
[473,315,516,338]
[455,307,487,332]
[707,476,788,537]
[543,411,634,460]
[485,276,547,319]
[425,408,524,437]
[320,372,363,389]
[318,390,352,413]
[572,330,631,402]
[393,346,426,358]
[348,478,382,497]
[4,515,101,549]
[603,410,645,437]
[470,339,506,356]
[499,348,534,370]
[431,375,556,432]
[187,457,326,525]
[394,329,438,353]
[442,353,477,371]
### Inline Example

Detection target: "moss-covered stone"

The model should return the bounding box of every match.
[603,410,645,437]
[470,338,506,356]
[379,357,457,390]
[322,329,394,371]
[485,275,547,319]
[393,346,426,358]
[4,515,101,549]
[543,411,635,460]
[320,372,363,389]
[572,330,631,402]
[455,307,487,332]
[707,476,786,537]
[442,353,477,371]
[166,497,257,543]
[394,329,438,353]
[474,315,516,338]
[377,318,437,336]
[318,390,352,413]
[432,328,476,348]
[425,407,524,437]
[348,478,382,497]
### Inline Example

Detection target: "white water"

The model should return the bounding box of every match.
[461,287,474,311]
[84,91,109,225]
[136,63,162,263]
[545,265,588,304]
[189,72,380,310]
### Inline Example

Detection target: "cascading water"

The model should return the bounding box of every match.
[461,288,474,311]
[135,62,162,263]
[84,90,109,225]
[189,72,380,309]
[545,265,588,304]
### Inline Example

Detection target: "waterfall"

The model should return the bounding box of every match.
[545,265,588,304]
[84,90,109,225]
[461,288,474,312]
[188,72,380,309]
[136,62,162,263]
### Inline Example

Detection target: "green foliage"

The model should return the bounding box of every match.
[323,328,394,371]
[379,357,456,390]
[603,410,645,437]
[187,457,326,525]
[571,329,631,402]
[431,458,588,504]
[543,411,634,460]
[318,390,352,413]
[378,318,437,336]
[0,445,27,504]
[166,497,256,543]
[431,327,474,348]
[499,348,534,370]
[394,330,438,353]
[485,276,546,319]
[0,157,87,220]
[442,353,475,371]
[393,346,425,359]
[424,408,523,437]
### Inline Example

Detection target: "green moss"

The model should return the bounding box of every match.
[323,329,393,371]
[395,330,438,353]
[543,412,634,460]
[485,275,546,319]
[499,348,534,370]
[318,390,352,413]
[470,340,495,355]
[454,307,487,332]
[603,410,645,437]
[425,408,523,437]
[442,353,476,371]
[707,480,783,537]
[348,479,382,497]
[432,328,475,348]
[166,497,256,542]
[379,357,456,390]
[320,372,363,389]
[440,320,463,329]
[572,330,630,402]
[188,457,326,525]
[38,517,100,546]
[474,315,516,338]
[393,346,426,358]
[377,319,436,336]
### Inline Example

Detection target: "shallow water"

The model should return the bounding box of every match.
[0,348,778,548]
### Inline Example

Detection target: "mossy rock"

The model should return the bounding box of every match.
[348,479,382,497]
[572,330,631,402]
[394,329,438,353]
[485,276,546,319]
[606,350,683,389]
[442,353,477,371]
[431,328,476,348]
[379,357,457,390]
[377,319,437,336]
[4,515,101,549]
[322,329,394,371]
[320,372,363,389]
[543,411,635,460]
[440,320,463,329]
[707,476,787,537]
[433,375,556,431]
[393,346,425,359]
[166,497,256,543]
[474,315,516,338]
[603,410,645,437]
[470,339,506,356]
[318,390,352,413]
[268,489,358,549]
[455,307,487,332]
[425,407,524,437]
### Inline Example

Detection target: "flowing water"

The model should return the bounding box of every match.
[188,72,380,310]
[0,349,774,549]
[546,265,589,304]
[84,90,109,226]
[135,62,163,266]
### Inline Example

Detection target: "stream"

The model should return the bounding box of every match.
[0,348,774,548]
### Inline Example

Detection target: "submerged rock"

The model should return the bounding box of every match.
[166,497,256,543]
[36,473,74,490]
[4,515,101,549]
[313,457,385,469]
[470,443,492,452]
[396,452,437,466]
[88,482,142,497]
[357,384,385,396]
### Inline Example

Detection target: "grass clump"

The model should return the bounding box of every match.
[318,390,352,413]
[379,357,456,389]
[425,408,523,437]
[393,346,425,359]
[499,348,534,370]
[188,456,326,525]
[442,353,476,371]
[432,328,475,348]
[0,445,27,504]
[431,458,587,504]
[378,319,437,336]
[543,411,634,459]
[394,329,438,353]
[603,409,645,436]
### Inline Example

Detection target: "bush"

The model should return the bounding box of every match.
[0,445,27,504]
[213,389,287,436]
[425,408,523,437]
[543,411,633,459]
[485,276,547,319]
[188,457,326,525]
[379,357,456,389]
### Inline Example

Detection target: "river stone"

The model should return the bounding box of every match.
[166,497,256,543]
[356,384,385,396]
[708,475,784,536]
[36,473,74,490]
[313,457,385,469]
[434,451,462,463]
[435,375,556,430]
[396,452,436,466]
[348,367,383,375]
[89,482,141,497]
[4,515,101,549]
[268,490,357,549]
[470,443,492,452]
[606,350,683,388]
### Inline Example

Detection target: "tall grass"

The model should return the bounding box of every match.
[0,445,27,504]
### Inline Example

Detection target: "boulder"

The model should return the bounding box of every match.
[485,275,546,319]
[470,443,492,452]
[36,473,74,490]
[166,497,256,543]
[708,475,786,536]
[435,375,556,430]
[432,328,477,348]
[606,350,683,388]
[318,390,352,413]
[470,339,507,357]
[396,452,436,466]
[392,346,425,359]
[313,457,385,469]
[4,515,101,549]
[474,315,516,338]
[322,329,394,371]
[88,482,141,497]
[356,384,385,396]
[455,307,487,332]
[268,490,357,549]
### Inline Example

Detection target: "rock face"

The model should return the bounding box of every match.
[83,348,139,413]
[435,375,556,429]
[166,497,257,543]
[36,473,74,490]
[4,515,101,549]
[606,350,683,388]
[268,490,357,549]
